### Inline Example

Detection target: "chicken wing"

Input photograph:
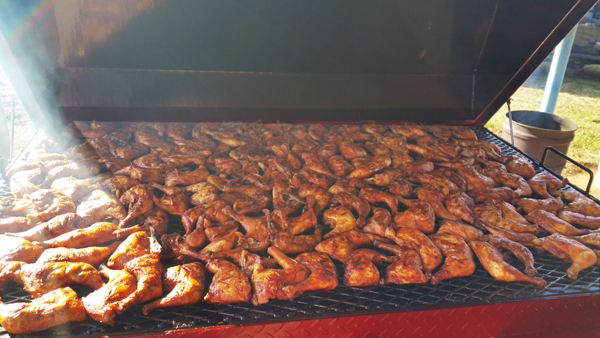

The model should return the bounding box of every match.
[282,252,338,299]
[204,258,251,303]
[541,234,597,279]
[526,210,589,236]
[0,287,87,334]
[428,233,475,284]
[116,254,164,313]
[436,220,483,242]
[468,240,546,287]
[344,248,397,286]
[20,262,104,297]
[393,199,436,234]
[482,234,538,277]
[5,213,89,242]
[374,242,428,285]
[77,189,127,224]
[142,262,206,314]
[384,227,442,277]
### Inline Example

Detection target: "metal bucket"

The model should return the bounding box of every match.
[502,111,577,174]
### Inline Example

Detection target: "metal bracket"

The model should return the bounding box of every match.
[507,98,514,146]
[541,146,594,195]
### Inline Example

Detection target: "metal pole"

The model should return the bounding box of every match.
[507,99,514,146]
[9,94,14,160]
[0,98,9,170]
[540,27,578,113]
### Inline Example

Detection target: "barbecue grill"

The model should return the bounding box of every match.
[1,1,600,337]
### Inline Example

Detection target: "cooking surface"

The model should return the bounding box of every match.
[1,126,599,338]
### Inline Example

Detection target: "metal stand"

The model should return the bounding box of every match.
[507,98,515,146]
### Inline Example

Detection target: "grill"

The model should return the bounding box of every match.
[1,126,599,338]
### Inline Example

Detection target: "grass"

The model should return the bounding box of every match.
[485,64,600,197]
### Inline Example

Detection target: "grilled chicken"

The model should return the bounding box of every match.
[0,235,44,262]
[558,210,600,229]
[436,220,483,242]
[561,190,600,217]
[528,172,568,198]
[20,262,104,297]
[526,210,589,236]
[315,229,389,262]
[323,206,358,239]
[374,242,428,285]
[282,252,338,299]
[343,248,397,286]
[36,242,121,266]
[83,266,138,325]
[204,258,251,304]
[482,234,538,277]
[40,222,139,248]
[115,254,164,313]
[393,199,436,234]
[118,184,154,227]
[384,227,442,277]
[5,213,89,242]
[541,234,597,279]
[428,233,475,284]
[107,231,162,269]
[77,189,127,224]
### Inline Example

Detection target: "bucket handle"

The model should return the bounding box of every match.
[541,146,594,195]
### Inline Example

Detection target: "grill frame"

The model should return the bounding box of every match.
[0,125,599,338]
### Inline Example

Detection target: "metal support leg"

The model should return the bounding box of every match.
[540,27,578,113]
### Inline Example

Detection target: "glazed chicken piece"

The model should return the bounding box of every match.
[468,187,519,204]
[482,234,538,277]
[151,183,189,216]
[404,143,451,162]
[323,206,358,239]
[328,155,354,177]
[0,261,25,292]
[378,132,407,152]
[82,266,137,325]
[388,179,413,198]
[251,247,310,305]
[364,140,391,157]
[315,229,388,262]
[130,207,169,235]
[270,171,303,215]
[541,234,597,279]
[339,141,368,160]
[0,287,87,334]
[499,173,533,197]
[167,122,193,140]
[468,241,546,287]
[5,213,89,242]
[504,154,536,178]
[399,160,434,176]
[428,233,476,284]
[77,189,127,224]
[347,156,392,179]
[117,165,165,184]
[204,258,251,303]
[528,172,568,198]
[407,171,458,196]
[393,199,436,234]
[517,197,565,215]
[474,219,542,248]
[310,143,338,162]
[361,123,388,137]
[266,210,322,254]
[40,160,102,188]
[308,124,328,142]
[9,167,48,198]
[50,177,99,202]
[561,190,600,217]
[364,168,404,187]
[282,252,338,299]
[201,248,276,277]
[222,206,269,252]
[0,190,75,226]
[413,187,458,220]
[107,231,162,269]
[115,254,164,313]
[385,227,442,277]
[36,242,121,266]
[493,199,531,225]
[472,202,539,234]
[389,123,428,139]
[433,168,468,193]
[6,159,69,178]
[20,262,104,297]
[331,192,371,226]
[272,197,318,235]
[457,140,504,161]
[571,232,600,248]
[437,220,483,242]
[0,235,44,262]
[93,174,140,199]
[296,182,332,216]
[558,210,600,229]
[374,242,428,285]
[343,248,397,286]
[363,207,392,237]
[359,188,398,215]
[526,210,589,236]
[132,154,169,172]
[41,222,139,248]
[327,178,370,195]
[445,191,475,223]
[186,182,219,206]
[142,262,206,314]
[161,154,207,168]
[437,161,496,190]
[119,184,154,227]
[227,186,271,215]
[164,167,210,186]
[415,135,462,158]
[302,153,337,177]
[182,205,206,235]
[0,217,28,233]
[98,157,132,174]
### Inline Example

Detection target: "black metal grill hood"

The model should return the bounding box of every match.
[0,0,597,127]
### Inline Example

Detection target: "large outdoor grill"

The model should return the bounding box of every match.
[1,0,600,337]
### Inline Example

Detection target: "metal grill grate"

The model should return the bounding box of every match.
[1,126,599,338]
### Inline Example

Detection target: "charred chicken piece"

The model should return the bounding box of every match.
[204,258,251,304]
[77,189,127,224]
[116,254,164,313]
[343,248,397,286]
[5,213,88,242]
[428,233,476,284]
[41,222,139,248]
[0,287,87,334]
[481,234,538,277]
[437,220,483,242]
[151,183,189,216]
[83,265,137,325]
[374,242,428,285]
[222,206,269,252]
[323,206,358,239]
[36,242,121,266]
[558,210,600,229]
[541,234,597,279]
[119,184,154,227]
[315,229,388,262]
[528,172,568,198]
[107,231,162,269]
[469,240,546,287]
[525,210,590,236]
[142,262,206,314]
[385,227,442,277]
[363,207,392,237]
[331,192,371,226]
[0,235,44,262]
[20,262,104,297]
[393,199,436,234]
[251,247,310,306]
[282,252,338,299]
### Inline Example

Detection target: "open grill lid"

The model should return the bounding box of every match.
[0,0,596,127]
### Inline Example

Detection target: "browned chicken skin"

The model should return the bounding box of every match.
[504,155,536,178]
[343,248,397,286]
[77,189,127,224]
[142,262,206,314]
[116,254,164,313]
[359,188,398,215]
[560,190,600,217]
[0,235,44,262]
[323,206,358,239]
[107,231,162,269]
[204,258,252,304]
[50,176,100,202]
[363,207,392,237]
[473,202,539,234]
[571,232,600,248]
[0,287,87,334]
[315,229,388,262]
[0,262,25,292]
[282,252,338,299]
[83,265,137,325]
[428,233,476,284]
[20,262,104,297]
[469,240,546,287]
[413,187,458,220]
[118,185,154,227]
[348,156,392,179]
[558,210,600,229]
[393,199,436,234]
[222,206,269,252]
[385,227,442,277]
[331,192,371,226]
[151,183,189,216]
[272,197,317,235]
[266,210,322,254]
[374,242,428,285]
[541,234,597,279]
[474,219,542,248]
[5,213,89,242]
[481,234,538,277]
[528,172,568,198]
[41,222,138,248]
[36,242,121,266]
[526,210,589,236]
[437,220,483,242]
[445,191,475,224]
